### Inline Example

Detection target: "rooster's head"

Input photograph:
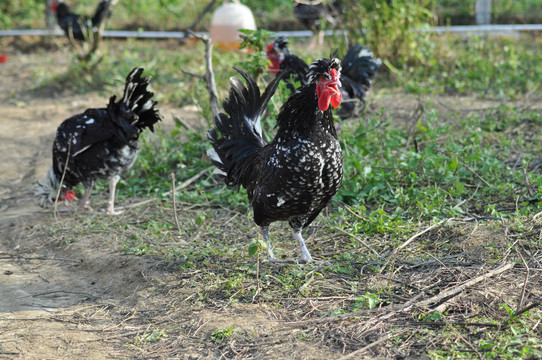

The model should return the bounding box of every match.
[309,57,342,112]
[50,1,60,12]
[266,37,290,75]
[266,44,283,75]
[34,167,76,208]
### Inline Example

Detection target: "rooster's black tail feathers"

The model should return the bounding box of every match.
[336,44,381,118]
[107,67,162,139]
[341,44,381,92]
[91,0,113,28]
[208,67,285,188]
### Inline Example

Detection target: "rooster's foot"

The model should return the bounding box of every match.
[266,256,297,264]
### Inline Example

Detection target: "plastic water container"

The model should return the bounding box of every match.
[210,2,256,49]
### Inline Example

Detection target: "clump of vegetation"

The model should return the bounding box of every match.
[342,0,434,66]
[399,35,542,99]
[237,29,275,79]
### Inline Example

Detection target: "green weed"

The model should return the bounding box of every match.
[210,325,235,344]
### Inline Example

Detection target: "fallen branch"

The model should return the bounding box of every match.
[0,254,81,262]
[285,292,425,326]
[336,334,391,360]
[408,321,500,328]
[287,263,514,326]
[510,302,541,321]
[413,262,514,309]
[379,219,449,273]
[516,249,529,313]
[332,226,380,257]
[399,219,448,252]
[173,114,196,133]
[54,135,73,221]
[461,160,492,188]
[86,330,142,342]
[171,173,181,233]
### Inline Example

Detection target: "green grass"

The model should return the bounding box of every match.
[339,104,542,217]
[397,35,542,99]
[33,39,231,107]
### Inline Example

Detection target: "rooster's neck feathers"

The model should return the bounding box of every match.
[274,83,335,140]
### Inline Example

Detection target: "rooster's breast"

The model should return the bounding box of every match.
[250,135,343,226]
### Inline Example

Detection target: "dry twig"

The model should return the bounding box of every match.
[336,334,391,360]
[171,173,181,233]
[380,218,449,273]
[54,136,73,221]
[184,0,219,32]
[162,166,213,197]
[332,226,380,257]
[183,30,220,118]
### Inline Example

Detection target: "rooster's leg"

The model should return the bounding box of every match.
[291,227,313,263]
[77,180,94,210]
[318,29,324,47]
[106,175,122,215]
[261,226,295,263]
[262,226,278,261]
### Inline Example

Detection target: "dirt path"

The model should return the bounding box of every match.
[0,51,181,359]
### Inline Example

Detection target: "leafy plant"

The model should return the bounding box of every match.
[353,292,382,310]
[134,328,168,344]
[237,28,275,79]
[210,326,235,344]
[248,238,268,257]
[342,0,434,66]
[399,35,542,98]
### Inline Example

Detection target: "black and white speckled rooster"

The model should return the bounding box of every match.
[207,58,343,263]
[51,0,113,42]
[267,36,380,118]
[35,67,162,214]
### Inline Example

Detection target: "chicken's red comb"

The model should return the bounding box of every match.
[51,1,59,12]
[64,190,76,201]
[328,68,340,81]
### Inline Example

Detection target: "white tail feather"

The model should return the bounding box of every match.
[34,167,60,207]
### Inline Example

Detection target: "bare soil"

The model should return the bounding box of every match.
[1,48,540,360]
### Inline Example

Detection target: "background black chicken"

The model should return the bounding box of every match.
[208,58,343,263]
[35,67,162,215]
[267,37,309,91]
[293,0,345,48]
[51,0,113,41]
[267,36,381,118]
